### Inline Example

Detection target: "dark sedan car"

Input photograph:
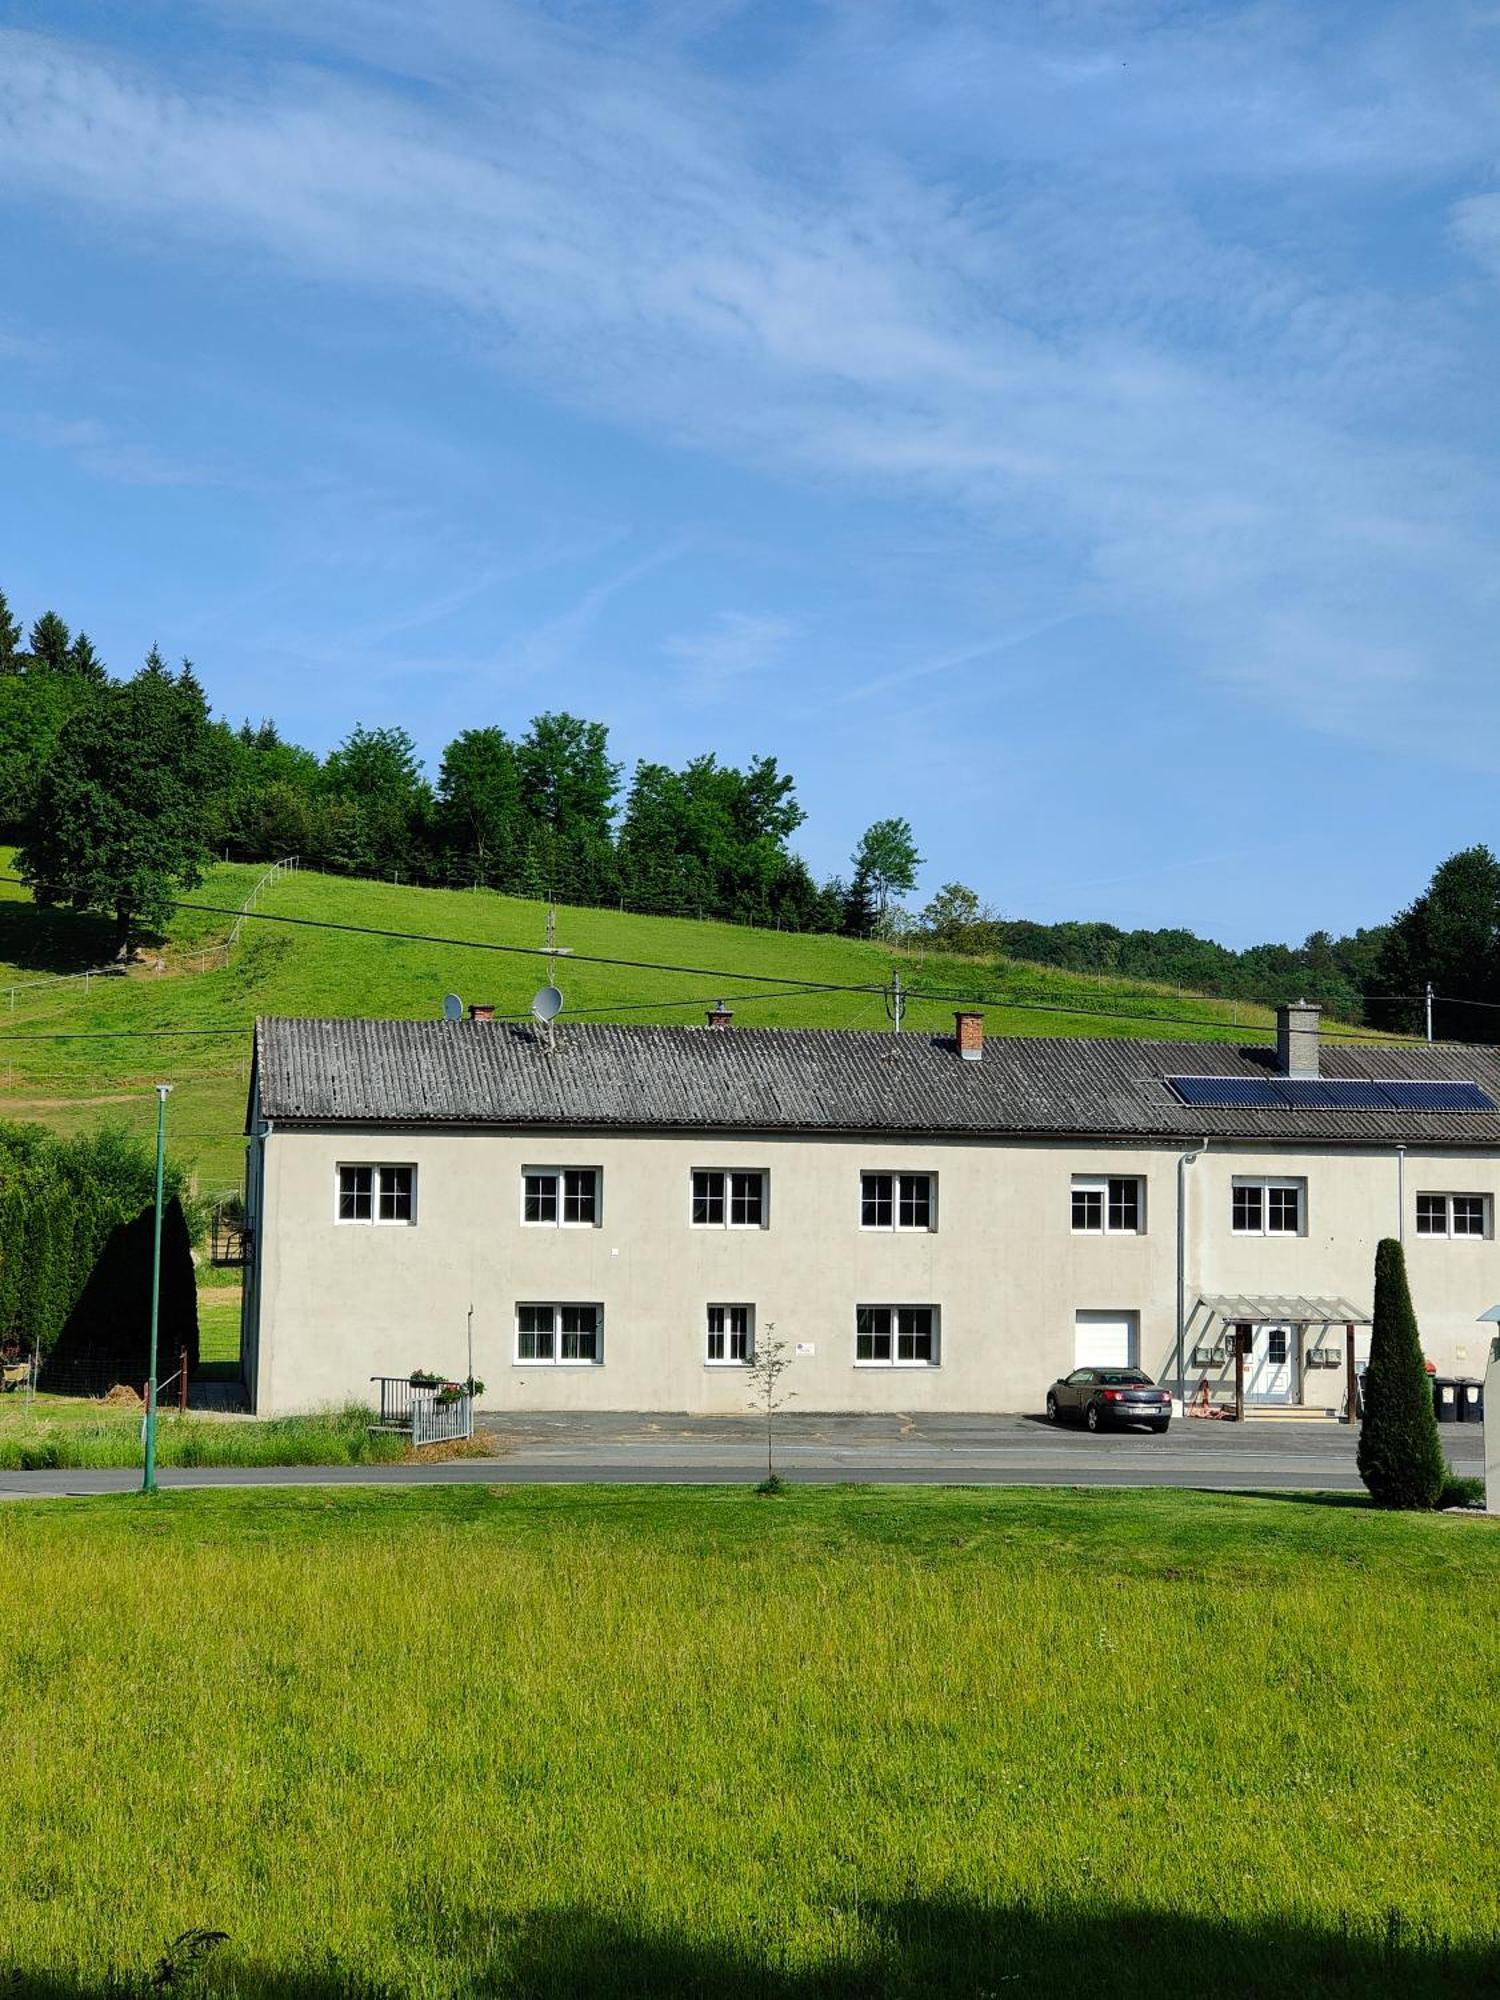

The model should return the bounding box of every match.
[1046,1367,1172,1433]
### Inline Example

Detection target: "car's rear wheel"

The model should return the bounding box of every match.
[1085,1402,1102,1433]
[1149,1420,1170,1435]
[1046,1392,1059,1424]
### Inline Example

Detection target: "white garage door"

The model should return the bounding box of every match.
[1074,1310,1139,1369]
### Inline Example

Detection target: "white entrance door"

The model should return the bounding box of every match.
[1074,1310,1139,1370]
[1247,1323,1295,1404]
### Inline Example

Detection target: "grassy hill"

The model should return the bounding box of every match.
[0,849,1284,1191]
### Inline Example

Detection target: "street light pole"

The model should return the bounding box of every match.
[143,1082,172,1496]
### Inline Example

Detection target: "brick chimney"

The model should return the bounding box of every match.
[706,1001,734,1031]
[955,1010,984,1062]
[469,1003,496,1023]
[1275,999,1320,1077]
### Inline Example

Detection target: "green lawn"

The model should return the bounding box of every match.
[0,849,1290,1190]
[1,1485,1495,1998]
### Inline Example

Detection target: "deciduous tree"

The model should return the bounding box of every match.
[852,816,922,916]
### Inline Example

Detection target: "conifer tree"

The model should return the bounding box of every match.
[0,589,22,673]
[65,631,107,684]
[27,610,72,672]
[1357,1237,1446,1509]
[17,653,218,958]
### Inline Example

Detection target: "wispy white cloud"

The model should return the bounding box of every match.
[663,611,793,698]
[0,4,1497,758]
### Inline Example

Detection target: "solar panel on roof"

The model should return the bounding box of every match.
[1276,1078,1340,1108]
[1379,1080,1497,1112]
[1167,1073,1498,1113]
[1304,1079,1395,1110]
[1167,1076,1285,1108]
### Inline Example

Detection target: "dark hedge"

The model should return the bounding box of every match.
[0,1122,199,1392]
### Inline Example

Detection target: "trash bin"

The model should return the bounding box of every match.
[1432,1375,1458,1423]
[1456,1377,1484,1424]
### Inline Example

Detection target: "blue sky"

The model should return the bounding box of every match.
[2,0,1498,947]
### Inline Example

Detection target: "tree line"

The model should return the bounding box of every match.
[1,582,1496,1036]
[0,585,924,953]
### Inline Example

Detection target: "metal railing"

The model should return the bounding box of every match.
[370,1376,474,1446]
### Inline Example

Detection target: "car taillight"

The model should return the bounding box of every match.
[1103,1389,1123,1400]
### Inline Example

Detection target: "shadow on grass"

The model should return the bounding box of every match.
[0,897,118,976]
[7,1895,1499,1998]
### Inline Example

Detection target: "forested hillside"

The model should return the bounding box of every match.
[3,581,1497,1035]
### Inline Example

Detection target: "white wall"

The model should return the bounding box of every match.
[248,1122,1500,1415]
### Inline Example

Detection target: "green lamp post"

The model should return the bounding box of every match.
[142,1083,173,1496]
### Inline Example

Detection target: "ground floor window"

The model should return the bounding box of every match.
[515,1303,602,1364]
[337,1164,415,1224]
[856,1305,938,1366]
[706,1303,754,1364]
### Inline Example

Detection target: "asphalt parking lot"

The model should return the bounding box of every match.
[0,1408,1487,1496]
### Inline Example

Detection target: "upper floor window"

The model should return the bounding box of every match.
[706,1303,754,1365]
[1416,1192,1489,1239]
[337,1164,415,1225]
[692,1169,766,1228]
[1232,1179,1303,1236]
[860,1173,934,1231]
[1071,1176,1143,1234]
[523,1167,600,1227]
[856,1305,939,1367]
[515,1303,602,1365]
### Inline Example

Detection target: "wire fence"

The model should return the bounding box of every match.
[2,856,300,1015]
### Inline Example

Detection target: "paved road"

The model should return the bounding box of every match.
[0,1411,1486,1498]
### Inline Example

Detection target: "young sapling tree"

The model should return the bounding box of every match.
[745,1321,795,1490]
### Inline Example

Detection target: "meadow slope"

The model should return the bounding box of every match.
[0,851,1284,1188]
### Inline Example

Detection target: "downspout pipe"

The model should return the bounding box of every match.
[1395,1144,1406,1243]
[1176,1139,1210,1408]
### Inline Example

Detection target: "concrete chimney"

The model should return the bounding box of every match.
[469,1003,496,1023]
[706,1001,734,1031]
[1276,999,1320,1077]
[955,1011,984,1062]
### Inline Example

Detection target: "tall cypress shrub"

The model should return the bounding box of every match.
[1357,1237,1445,1509]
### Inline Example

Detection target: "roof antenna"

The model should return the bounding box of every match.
[883,970,905,1034]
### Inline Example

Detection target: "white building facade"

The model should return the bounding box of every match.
[241,1006,1500,1417]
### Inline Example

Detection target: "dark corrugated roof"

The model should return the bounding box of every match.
[251,1017,1500,1146]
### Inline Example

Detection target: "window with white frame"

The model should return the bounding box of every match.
[1231,1178,1304,1236]
[515,1303,602,1364]
[522,1167,600,1227]
[855,1305,938,1366]
[1416,1192,1490,1239]
[706,1303,754,1364]
[692,1169,766,1228]
[860,1172,935,1231]
[1070,1176,1143,1234]
[337,1164,415,1224]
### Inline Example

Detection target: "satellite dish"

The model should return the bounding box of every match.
[531,984,564,1022]
[442,993,464,1022]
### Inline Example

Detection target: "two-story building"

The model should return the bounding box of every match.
[239,1002,1500,1416]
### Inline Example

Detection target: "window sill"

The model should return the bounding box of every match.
[511,1360,604,1369]
[853,1361,940,1370]
[704,1360,752,1369]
